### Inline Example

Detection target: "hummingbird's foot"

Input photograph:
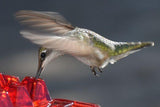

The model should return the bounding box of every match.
[90,66,99,77]
[97,67,103,73]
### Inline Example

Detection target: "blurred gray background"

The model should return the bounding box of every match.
[0,0,159,107]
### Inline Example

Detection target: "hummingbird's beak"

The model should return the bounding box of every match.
[35,60,44,79]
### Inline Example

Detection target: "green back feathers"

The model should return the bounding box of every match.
[90,35,154,58]
[91,36,113,53]
[89,34,154,57]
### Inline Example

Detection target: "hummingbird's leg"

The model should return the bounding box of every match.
[97,67,103,73]
[90,66,99,77]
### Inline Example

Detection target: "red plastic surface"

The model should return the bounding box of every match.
[0,89,13,107]
[0,73,5,88]
[21,77,51,106]
[0,73,100,107]
[50,99,100,107]
[7,85,33,107]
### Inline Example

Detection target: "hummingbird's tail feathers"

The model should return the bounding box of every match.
[109,41,154,63]
[114,41,154,55]
[15,10,74,35]
[125,41,154,50]
[20,31,94,56]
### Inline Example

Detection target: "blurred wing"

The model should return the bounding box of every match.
[15,10,74,35]
[21,31,93,56]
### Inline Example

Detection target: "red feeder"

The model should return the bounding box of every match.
[21,77,51,106]
[0,73,100,107]
[0,89,13,107]
[49,99,100,107]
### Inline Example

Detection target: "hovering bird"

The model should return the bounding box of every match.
[15,10,154,78]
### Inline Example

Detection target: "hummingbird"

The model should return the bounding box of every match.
[15,10,154,78]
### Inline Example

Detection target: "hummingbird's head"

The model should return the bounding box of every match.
[36,47,52,78]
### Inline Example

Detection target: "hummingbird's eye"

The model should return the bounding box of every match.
[41,52,46,59]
